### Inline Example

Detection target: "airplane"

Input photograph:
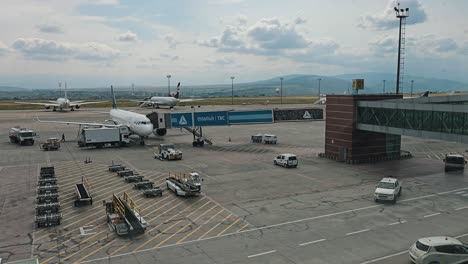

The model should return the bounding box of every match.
[136,82,201,108]
[37,85,159,145]
[15,82,102,111]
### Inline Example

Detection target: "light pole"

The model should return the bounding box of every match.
[383,80,386,94]
[411,80,414,97]
[166,75,171,96]
[394,3,409,94]
[317,78,322,98]
[58,82,62,97]
[280,77,283,105]
[231,76,235,105]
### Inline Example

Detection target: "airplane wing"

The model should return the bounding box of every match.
[179,99,203,103]
[69,101,104,106]
[15,101,60,107]
[35,116,119,127]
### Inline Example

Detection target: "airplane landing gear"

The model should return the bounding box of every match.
[53,107,57,112]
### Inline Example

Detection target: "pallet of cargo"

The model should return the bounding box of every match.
[117,170,135,177]
[124,175,144,183]
[37,184,59,194]
[108,163,126,172]
[40,166,55,178]
[74,176,93,206]
[35,213,62,228]
[35,202,61,215]
[134,180,154,190]
[36,193,59,203]
[38,178,57,186]
[142,187,163,198]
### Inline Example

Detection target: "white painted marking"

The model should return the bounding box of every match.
[456,191,466,194]
[346,229,370,236]
[388,220,407,226]
[247,250,276,258]
[434,153,441,160]
[456,206,468,211]
[360,250,408,264]
[81,185,468,264]
[462,194,468,197]
[423,212,441,218]
[299,238,326,246]
[80,225,96,236]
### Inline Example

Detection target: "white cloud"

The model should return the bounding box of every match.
[37,23,63,34]
[12,38,120,61]
[408,35,459,55]
[205,57,235,65]
[164,35,179,48]
[199,17,318,56]
[118,31,138,42]
[0,41,8,55]
[358,0,427,30]
[369,35,397,54]
[86,0,119,5]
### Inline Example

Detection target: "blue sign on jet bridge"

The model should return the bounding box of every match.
[194,111,228,126]
[170,113,193,127]
[228,110,273,124]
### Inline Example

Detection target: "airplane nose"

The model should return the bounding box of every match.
[144,124,153,136]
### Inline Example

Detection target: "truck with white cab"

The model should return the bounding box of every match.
[155,143,183,160]
[9,127,36,145]
[78,126,130,148]
[166,172,202,196]
[374,177,402,203]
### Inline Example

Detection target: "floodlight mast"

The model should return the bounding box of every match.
[395,3,409,94]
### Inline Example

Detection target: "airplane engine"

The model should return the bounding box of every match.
[74,105,80,109]
[45,106,50,109]
[147,103,153,108]
[153,128,167,136]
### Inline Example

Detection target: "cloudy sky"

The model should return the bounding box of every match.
[1,0,467,89]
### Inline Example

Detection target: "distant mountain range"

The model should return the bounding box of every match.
[1,73,467,99]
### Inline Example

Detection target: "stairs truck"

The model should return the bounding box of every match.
[78,126,130,148]
[155,143,182,160]
[9,127,36,145]
[166,172,202,196]
[105,192,147,236]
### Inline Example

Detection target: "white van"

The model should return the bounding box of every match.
[273,153,298,168]
[443,153,467,172]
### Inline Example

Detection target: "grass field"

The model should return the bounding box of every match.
[0,96,319,110]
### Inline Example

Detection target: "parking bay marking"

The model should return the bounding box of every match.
[423,212,441,218]
[346,229,370,236]
[247,250,277,258]
[299,238,326,246]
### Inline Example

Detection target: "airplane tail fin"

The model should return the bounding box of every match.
[111,85,117,109]
[421,91,429,97]
[173,82,180,99]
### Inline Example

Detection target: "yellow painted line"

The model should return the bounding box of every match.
[176,205,218,244]
[109,197,187,255]
[152,202,213,249]
[236,223,250,233]
[217,218,240,236]
[37,222,107,253]
[198,214,231,240]
[141,196,182,216]
[131,198,207,252]
[74,238,118,263]
[40,228,109,264]
[177,209,224,244]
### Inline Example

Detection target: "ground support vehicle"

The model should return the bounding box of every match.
[273,153,298,168]
[37,193,59,204]
[143,187,163,198]
[374,177,402,204]
[40,166,55,178]
[134,180,154,190]
[105,193,146,236]
[74,176,92,206]
[38,178,57,186]
[125,175,144,183]
[108,163,126,172]
[9,127,36,145]
[443,153,467,172]
[37,184,59,195]
[155,143,182,160]
[409,236,468,263]
[40,138,60,151]
[35,213,62,228]
[78,126,130,148]
[117,170,135,177]
[166,172,202,196]
[251,134,277,144]
[35,202,61,215]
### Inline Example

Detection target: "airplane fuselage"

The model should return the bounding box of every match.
[110,109,153,137]
[55,98,71,110]
[147,96,179,107]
